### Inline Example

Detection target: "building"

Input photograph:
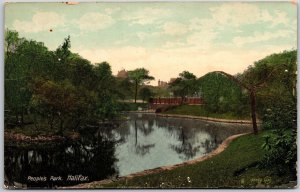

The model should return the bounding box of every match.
[158,80,168,87]
[117,69,128,78]
[169,78,177,84]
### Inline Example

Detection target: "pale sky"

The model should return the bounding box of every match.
[5,2,297,85]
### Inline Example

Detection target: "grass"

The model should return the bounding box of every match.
[94,130,294,188]
[162,105,250,120]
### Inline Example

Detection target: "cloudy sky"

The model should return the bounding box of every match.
[5,2,297,85]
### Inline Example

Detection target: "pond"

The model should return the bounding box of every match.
[4,113,252,188]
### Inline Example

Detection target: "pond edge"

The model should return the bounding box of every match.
[64,132,252,189]
[156,113,261,124]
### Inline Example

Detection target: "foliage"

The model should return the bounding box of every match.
[4,29,121,136]
[242,50,297,116]
[198,73,249,117]
[115,77,134,99]
[139,87,153,102]
[261,129,296,177]
[169,71,199,103]
[128,68,155,103]
[253,51,298,179]
[262,99,296,130]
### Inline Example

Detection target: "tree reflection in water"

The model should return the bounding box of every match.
[4,126,118,188]
[113,113,252,176]
[133,118,155,156]
[5,113,253,186]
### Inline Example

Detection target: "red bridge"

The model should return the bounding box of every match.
[149,97,204,106]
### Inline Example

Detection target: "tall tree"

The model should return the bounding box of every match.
[128,68,154,103]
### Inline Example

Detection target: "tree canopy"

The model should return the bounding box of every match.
[128,68,154,103]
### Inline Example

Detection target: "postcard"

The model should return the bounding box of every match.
[4,1,297,189]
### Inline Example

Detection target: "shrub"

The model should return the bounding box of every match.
[260,129,296,177]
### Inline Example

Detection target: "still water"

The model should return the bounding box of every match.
[5,113,252,188]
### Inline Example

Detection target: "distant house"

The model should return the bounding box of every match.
[117,69,128,78]
[169,78,177,84]
[158,80,168,87]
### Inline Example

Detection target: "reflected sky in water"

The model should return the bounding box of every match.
[113,113,252,176]
[5,113,252,188]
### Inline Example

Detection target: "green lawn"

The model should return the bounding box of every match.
[162,105,251,120]
[93,130,294,188]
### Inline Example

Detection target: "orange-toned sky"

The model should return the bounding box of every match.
[5,2,297,85]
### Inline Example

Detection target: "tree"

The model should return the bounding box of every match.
[115,77,134,100]
[93,62,119,121]
[169,71,198,104]
[198,73,248,116]
[211,71,260,134]
[5,30,51,126]
[139,87,153,102]
[128,68,154,103]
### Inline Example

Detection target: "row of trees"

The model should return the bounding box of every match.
[4,29,156,135]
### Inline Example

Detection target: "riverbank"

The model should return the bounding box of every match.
[4,130,80,142]
[126,111,260,124]
[156,113,261,124]
[68,130,295,189]
[162,105,251,120]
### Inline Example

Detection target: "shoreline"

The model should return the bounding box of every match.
[64,132,251,189]
[156,113,260,124]
[4,131,80,142]
[126,111,261,124]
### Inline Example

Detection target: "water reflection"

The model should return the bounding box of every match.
[5,113,252,188]
[113,113,252,176]
[5,131,118,188]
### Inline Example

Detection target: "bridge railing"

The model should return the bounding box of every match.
[149,97,203,105]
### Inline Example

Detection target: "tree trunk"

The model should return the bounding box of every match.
[250,89,258,135]
[134,81,138,103]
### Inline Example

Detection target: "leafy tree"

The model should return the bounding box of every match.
[68,54,94,88]
[4,29,123,135]
[169,71,198,104]
[139,87,153,102]
[198,73,249,116]
[5,30,51,126]
[256,50,297,177]
[93,62,119,121]
[128,68,154,103]
[115,77,134,100]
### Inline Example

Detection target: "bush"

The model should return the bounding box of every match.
[260,129,296,177]
[262,99,296,130]
[260,97,297,178]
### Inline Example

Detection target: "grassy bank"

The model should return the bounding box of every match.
[162,105,250,120]
[94,130,294,188]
